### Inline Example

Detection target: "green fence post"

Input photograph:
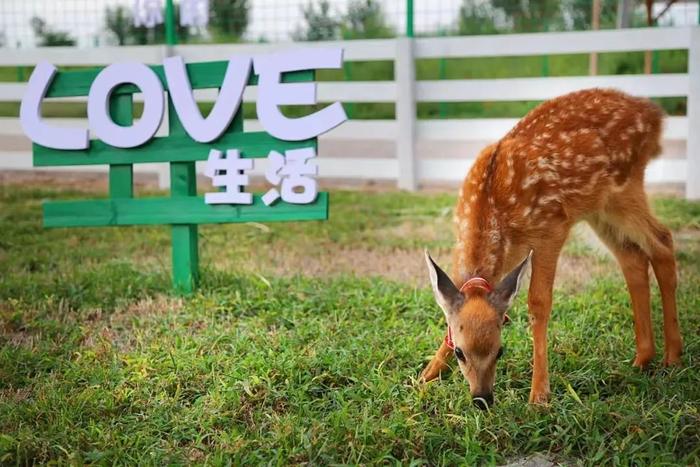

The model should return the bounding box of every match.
[165,0,177,45]
[109,91,134,199]
[541,19,549,77]
[343,62,355,119]
[438,30,447,119]
[168,98,199,294]
[406,0,414,37]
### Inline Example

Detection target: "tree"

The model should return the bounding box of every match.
[30,16,76,46]
[294,1,341,41]
[458,2,500,35]
[490,0,563,32]
[105,6,132,45]
[209,0,249,41]
[341,0,394,39]
[566,0,618,31]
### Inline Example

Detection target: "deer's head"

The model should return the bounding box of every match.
[424,251,530,409]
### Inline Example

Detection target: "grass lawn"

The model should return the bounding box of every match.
[0,182,699,464]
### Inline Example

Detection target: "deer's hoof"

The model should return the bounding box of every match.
[528,390,550,405]
[662,350,682,367]
[632,354,655,370]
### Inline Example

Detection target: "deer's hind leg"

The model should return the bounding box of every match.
[589,185,683,368]
[587,215,655,368]
[645,217,682,365]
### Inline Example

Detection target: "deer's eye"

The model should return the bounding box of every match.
[454,347,466,362]
[496,347,504,360]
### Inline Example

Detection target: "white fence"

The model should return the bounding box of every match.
[0,27,697,199]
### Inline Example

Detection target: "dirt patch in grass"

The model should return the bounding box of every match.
[223,242,617,291]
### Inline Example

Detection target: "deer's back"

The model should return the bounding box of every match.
[458,89,664,234]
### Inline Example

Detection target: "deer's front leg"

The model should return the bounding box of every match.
[420,338,454,382]
[527,246,562,405]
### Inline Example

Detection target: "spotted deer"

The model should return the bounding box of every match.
[420,88,683,408]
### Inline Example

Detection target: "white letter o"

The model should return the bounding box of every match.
[88,62,164,148]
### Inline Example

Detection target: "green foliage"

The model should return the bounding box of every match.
[208,0,249,41]
[29,17,76,47]
[293,1,341,41]
[295,0,394,42]
[458,2,500,36]
[567,0,619,30]
[341,0,394,39]
[104,6,132,46]
[457,0,632,35]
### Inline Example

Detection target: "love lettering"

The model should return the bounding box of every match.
[20,48,347,150]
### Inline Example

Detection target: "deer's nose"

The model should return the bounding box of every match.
[472,392,494,410]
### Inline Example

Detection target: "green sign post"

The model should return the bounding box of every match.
[32,63,329,294]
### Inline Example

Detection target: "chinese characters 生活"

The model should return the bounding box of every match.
[203,148,318,206]
[203,149,253,205]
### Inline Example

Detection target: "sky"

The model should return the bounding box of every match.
[0,0,696,49]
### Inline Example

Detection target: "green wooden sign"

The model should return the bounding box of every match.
[33,61,329,293]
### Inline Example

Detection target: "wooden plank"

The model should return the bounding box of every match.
[0,45,165,67]
[33,133,317,166]
[45,63,313,98]
[108,91,134,198]
[174,39,397,62]
[415,158,688,183]
[43,192,329,227]
[416,74,689,102]
[395,37,417,191]
[687,28,700,199]
[4,116,689,142]
[0,39,396,67]
[241,81,396,103]
[414,27,691,59]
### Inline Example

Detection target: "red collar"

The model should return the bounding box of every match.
[444,326,455,350]
[459,277,492,294]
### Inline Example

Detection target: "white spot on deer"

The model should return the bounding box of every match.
[522,206,532,217]
[522,174,540,189]
[537,158,552,170]
[542,171,558,183]
[539,194,560,205]
[470,195,477,203]
[508,194,517,205]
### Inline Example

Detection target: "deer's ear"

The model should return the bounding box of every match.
[489,252,531,314]
[424,250,464,318]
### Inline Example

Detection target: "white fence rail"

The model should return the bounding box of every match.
[0,27,697,198]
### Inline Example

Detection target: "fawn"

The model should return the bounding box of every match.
[420,88,683,408]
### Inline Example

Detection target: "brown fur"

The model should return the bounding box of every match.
[420,88,683,404]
